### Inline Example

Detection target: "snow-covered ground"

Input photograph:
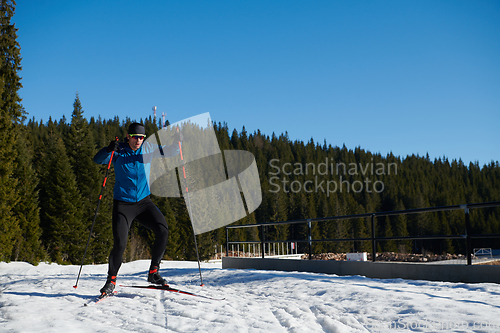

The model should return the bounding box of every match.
[1,260,500,332]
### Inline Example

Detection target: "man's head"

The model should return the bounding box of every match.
[127,122,146,151]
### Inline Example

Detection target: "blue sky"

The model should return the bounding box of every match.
[15,1,500,166]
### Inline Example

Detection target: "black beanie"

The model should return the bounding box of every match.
[128,122,145,135]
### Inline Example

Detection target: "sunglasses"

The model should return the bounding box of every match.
[130,134,146,140]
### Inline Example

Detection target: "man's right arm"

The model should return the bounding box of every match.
[94,140,120,164]
[93,147,112,164]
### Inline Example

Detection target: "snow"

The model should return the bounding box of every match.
[1,260,500,332]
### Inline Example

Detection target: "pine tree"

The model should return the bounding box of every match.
[170,198,195,260]
[66,93,111,263]
[153,197,180,259]
[0,0,23,261]
[11,130,45,263]
[66,93,101,206]
[382,216,397,252]
[394,201,411,254]
[39,123,85,264]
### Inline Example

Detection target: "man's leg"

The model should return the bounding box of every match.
[108,201,134,276]
[135,197,169,284]
[101,200,133,294]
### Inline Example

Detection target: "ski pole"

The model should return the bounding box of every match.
[177,129,204,286]
[73,137,118,289]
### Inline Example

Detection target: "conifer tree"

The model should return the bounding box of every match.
[66,93,101,206]
[438,212,454,254]
[11,130,45,263]
[0,0,23,261]
[169,199,195,260]
[394,201,411,253]
[152,197,180,259]
[66,93,112,263]
[382,216,397,252]
[39,122,85,264]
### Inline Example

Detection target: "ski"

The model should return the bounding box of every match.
[119,284,225,301]
[84,291,117,306]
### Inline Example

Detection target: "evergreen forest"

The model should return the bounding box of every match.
[1,1,499,265]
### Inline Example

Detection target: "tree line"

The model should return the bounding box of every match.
[1,1,499,265]
[2,97,499,265]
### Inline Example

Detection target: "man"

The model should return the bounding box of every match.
[93,122,181,295]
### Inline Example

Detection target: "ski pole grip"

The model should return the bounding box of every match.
[106,137,119,169]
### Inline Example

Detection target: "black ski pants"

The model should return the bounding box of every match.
[107,196,169,277]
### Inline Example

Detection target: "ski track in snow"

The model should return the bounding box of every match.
[1,260,500,332]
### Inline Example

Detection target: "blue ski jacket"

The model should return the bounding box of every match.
[93,141,179,202]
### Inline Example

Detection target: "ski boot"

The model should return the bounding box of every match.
[99,275,116,295]
[147,266,169,286]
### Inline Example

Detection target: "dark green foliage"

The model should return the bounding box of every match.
[66,94,113,264]
[0,0,23,261]
[11,129,45,263]
[3,111,500,263]
[66,94,100,205]
[38,122,85,264]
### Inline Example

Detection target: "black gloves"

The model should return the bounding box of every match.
[173,130,183,143]
[106,140,120,153]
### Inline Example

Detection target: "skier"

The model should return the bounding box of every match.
[93,122,182,295]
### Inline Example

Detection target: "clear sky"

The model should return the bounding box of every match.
[14,0,500,166]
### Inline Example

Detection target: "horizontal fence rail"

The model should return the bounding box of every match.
[226,201,500,265]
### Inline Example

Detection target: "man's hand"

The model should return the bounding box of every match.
[106,140,120,153]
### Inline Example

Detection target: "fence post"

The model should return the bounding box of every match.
[261,225,265,259]
[464,205,472,265]
[307,219,312,260]
[371,214,376,262]
[225,227,229,257]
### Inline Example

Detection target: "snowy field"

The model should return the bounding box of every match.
[1,260,500,332]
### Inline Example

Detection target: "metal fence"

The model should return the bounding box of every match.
[226,201,500,265]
